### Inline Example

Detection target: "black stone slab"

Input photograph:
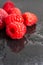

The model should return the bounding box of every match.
[0,0,43,65]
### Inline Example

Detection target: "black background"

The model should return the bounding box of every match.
[0,0,43,65]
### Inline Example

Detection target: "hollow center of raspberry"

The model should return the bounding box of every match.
[10,28,15,34]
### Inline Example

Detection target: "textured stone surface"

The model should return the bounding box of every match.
[0,0,43,65]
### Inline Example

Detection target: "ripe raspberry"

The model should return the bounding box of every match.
[0,8,8,29]
[8,7,22,15]
[3,1,15,13]
[6,22,26,39]
[22,12,38,26]
[5,14,24,25]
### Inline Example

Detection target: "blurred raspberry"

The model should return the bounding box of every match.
[8,7,22,15]
[5,14,24,25]
[22,12,38,26]
[6,22,26,39]
[3,1,15,13]
[0,8,8,29]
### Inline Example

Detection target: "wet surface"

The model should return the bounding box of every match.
[0,0,43,65]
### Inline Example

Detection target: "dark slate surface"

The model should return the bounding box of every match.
[0,0,43,65]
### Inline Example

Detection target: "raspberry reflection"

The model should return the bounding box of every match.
[7,37,27,53]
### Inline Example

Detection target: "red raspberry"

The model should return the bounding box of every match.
[3,1,15,13]
[6,22,26,39]
[8,7,22,15]
[0,8,8,29]
[5,14,24,25]
[22,12,38,26]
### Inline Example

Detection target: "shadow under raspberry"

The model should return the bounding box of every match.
[27,24,36,34]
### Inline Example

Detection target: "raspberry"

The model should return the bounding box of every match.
[22,12,38,26]
[6,22,26,39]
[5,14,24,25]
[3,1,15,13]
[8,7,22,15]
[0,8,8,29]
